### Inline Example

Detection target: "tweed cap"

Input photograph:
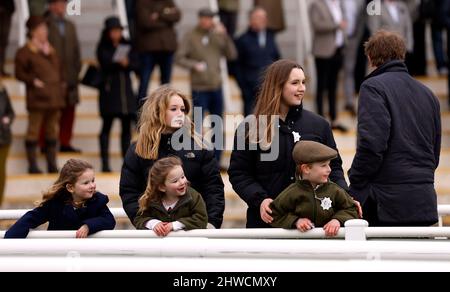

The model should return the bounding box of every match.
[292,140,337,165]
[198,8,217,17]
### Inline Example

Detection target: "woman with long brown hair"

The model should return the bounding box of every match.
[228,59,347,228]
[120,85,224,229]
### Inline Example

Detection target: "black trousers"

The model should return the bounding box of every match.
[315,48,343,122]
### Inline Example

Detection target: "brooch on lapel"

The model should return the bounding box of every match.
[185,152,196,159]
[315,195,332,210]
[292,131,301,143]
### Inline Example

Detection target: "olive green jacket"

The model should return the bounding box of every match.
[270,179,358,229]
[134,187,208,230]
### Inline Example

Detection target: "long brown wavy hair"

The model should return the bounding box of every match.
[135,85,204,160]
[39,159,94,206]
[251,59,304,146]
[137,156,186,214]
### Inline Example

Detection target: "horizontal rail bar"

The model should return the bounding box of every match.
[1,238,450,261]
[2,205,450,220]
[0,229,344,239]
[1,257,450,272]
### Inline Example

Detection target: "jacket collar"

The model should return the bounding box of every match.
[150,190,193,213]
[365,60,408,81]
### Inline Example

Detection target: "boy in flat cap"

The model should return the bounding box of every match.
[270,140,358,236]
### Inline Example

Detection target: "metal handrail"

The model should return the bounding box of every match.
[2,206,450,225]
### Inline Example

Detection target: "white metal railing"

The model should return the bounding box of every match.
[2,205,450,226]
[1,220,450,240]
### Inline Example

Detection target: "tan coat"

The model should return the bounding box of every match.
[309,0,346,58]
[254,0,285,32]
[175,26,237,91]
[15,42,66,111]
[47,14,81,106]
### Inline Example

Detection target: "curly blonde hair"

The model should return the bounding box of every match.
[138,156,186,214]
[39,159,94,206]
[136,85,204,160]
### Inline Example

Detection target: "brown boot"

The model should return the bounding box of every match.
[25,141,43,174]
[45,139,59,173]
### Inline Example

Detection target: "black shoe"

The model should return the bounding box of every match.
[28,166,43,174]
[60,145,82,153]
[102,165,112,173]
[331,123,348,133]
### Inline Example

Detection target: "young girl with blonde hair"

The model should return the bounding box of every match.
[5,159,116,238]
[134,156,207,236]
[120,85,224,229]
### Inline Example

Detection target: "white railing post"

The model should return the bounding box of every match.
[344,219,368,241]
[114,0,130,39]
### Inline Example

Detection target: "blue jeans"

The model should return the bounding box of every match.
[137,51,174,102]
[192,89,224,162]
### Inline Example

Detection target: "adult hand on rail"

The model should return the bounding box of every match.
[76,224,89,238]
[323,219,340,237]
[295,218,314,232]
[260,198,273,224]
[353,199,363,218]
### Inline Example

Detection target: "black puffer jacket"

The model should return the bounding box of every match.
[228,105,347,228]
[120,133,225,228]
[349,61,441,226]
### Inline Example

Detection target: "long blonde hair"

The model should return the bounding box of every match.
[252,59,304,146]
[138,156,185,213]
[136,85,204,160]
[40,159,94,206]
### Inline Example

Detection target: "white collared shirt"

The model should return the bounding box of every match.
[386,1,400,23]
[325,0,344,47]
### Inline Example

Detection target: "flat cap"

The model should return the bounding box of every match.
[198,7,217,17]
[292,140,337,165]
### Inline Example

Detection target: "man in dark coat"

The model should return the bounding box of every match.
[349,30,441,226]
[234,6,281,116]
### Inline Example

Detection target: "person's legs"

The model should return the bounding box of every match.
[343,37,359,114]
[59,105,79,152]
[157,51,174,85]
[192,90,209,134]
[0,145,10,205]
[137,53,156,103]
[315,58,328,117]
[327,49,343,123]
[431,21,447,73]
[44,110,61,173]
[120,115,132,158]
[99,116,114,172]
[208,89,224,162]
[26,110,45,174]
